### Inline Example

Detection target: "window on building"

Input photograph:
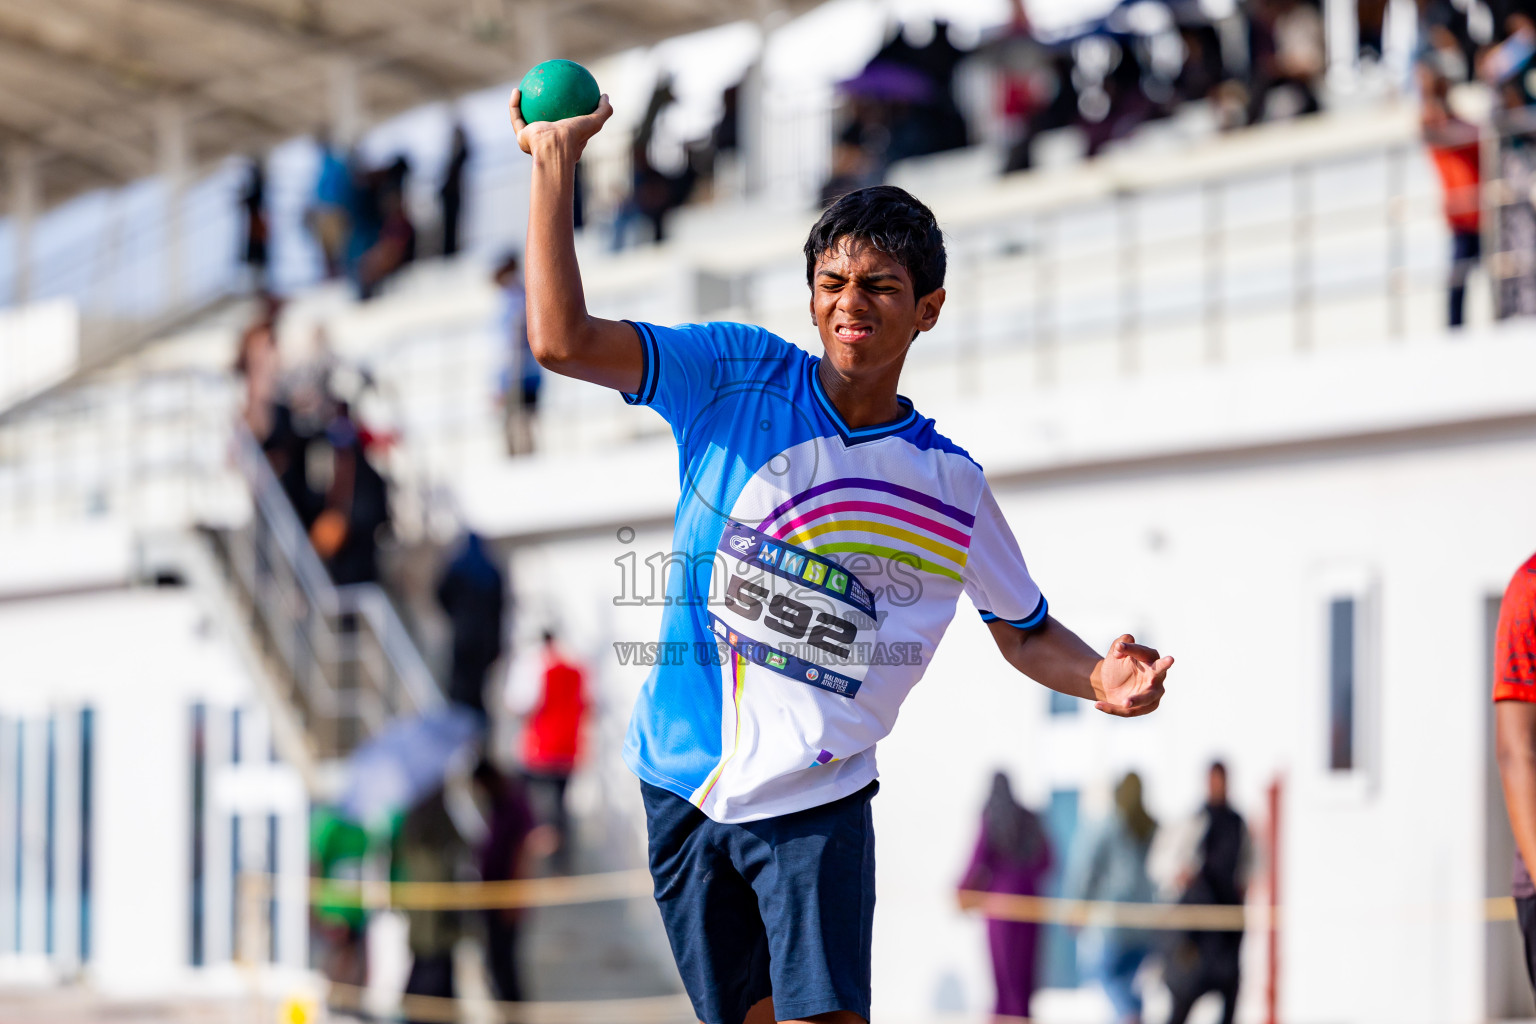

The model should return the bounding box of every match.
[43,717,55,957]
[79,707,92,964]
[1328,597,1356,772]
[190,704,206,967]
[1049,689,1079,716]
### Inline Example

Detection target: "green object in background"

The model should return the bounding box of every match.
[518,59,601,123]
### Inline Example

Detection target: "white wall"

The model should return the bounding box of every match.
[0,577,304,995]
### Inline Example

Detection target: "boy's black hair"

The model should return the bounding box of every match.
[803,185,946,299]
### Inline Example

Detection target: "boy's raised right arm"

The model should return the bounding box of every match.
[510,89,644,395]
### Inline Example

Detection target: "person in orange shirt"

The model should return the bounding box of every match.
[1495,551,1536,994]
[1420,66,1483,328]
[520,629,587,872]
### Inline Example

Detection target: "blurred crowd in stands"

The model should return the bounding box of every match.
[222,0,1536,330]
[243,125,474,301]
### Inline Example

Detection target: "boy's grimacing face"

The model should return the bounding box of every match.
[810,239,945,380]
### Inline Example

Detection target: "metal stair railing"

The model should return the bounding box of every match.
[224,422,441,760]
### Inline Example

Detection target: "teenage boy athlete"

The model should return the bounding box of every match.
[510,92,1173,1024]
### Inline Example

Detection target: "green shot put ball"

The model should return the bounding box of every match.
[518,60,601,123]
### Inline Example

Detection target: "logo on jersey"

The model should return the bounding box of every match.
[766,651,788,670]
[717,521,878,619]
[805,667,820,681]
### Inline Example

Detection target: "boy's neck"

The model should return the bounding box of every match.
[816,359,904,429]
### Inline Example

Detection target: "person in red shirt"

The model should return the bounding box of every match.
[1420,66,1483,328]
[1495,551,1536,992]
[520,629,587,872]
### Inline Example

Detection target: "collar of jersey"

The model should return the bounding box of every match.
[809,357,919,445]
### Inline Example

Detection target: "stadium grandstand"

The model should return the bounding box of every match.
[1,0,1535,1022]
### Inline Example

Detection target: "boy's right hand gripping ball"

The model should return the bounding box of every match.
[518,60,601,123]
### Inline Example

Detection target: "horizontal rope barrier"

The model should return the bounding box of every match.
[324,980,694,1024]
[266,873,1528,927]
[961,891,1253,931]
[961,892,1524,929]
[305,869,654,911]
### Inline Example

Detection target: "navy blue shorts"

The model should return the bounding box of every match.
[641,780,878,1024]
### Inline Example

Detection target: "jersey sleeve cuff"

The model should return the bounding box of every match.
[979,596,1049,631]
[1495,680,1536,703]
[620,320,660,406]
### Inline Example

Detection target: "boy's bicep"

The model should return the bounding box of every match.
[546,316,647,394]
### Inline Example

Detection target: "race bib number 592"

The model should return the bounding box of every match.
[712,521,878,698]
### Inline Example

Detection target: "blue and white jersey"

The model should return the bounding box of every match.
[621,321,1047,823]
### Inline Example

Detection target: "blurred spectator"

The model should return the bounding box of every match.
[1419,66,1484,327]
[440,125,471,258]
[987,0,1075,173]
[436,533,506,718]
[262,398,324,530]
[235,320,279,442]
[309,134,352,278]
[1480,13,1536,317]
[1082,35,1161,157]
[1421,0,1476,83]
[470,760,555,1004]
[310,806,370,993]
[393,787,467,1022]
[345,160,382,290]
[612,77,699,247]
[831,19,975,186]
[1172,2,1234,107]
[821,139,877,208]
[312,401,391,586]
[239,157,271,291]
[957,771,1053,1023]
[359,157,417,300]
[1161,762,1250,1024]
[1066,772,1157,1024]
[517,630,588,873]
[494,253,541,455]
[1357,0,1388,62]
[1246,0,1325,122]
[235,315,327,527]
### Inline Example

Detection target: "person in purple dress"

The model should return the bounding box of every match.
[959,772,1053,1022]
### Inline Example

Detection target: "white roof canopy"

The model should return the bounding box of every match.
[0,0,815,207]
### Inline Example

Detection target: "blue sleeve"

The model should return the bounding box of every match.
[621,321,791,442]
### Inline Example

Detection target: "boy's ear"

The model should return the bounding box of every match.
[915,287,946,333]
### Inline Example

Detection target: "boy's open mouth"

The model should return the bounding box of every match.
[834,323,874,340]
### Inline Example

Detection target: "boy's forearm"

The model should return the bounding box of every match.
[991,617,1100,701]
[524,144,589,364]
